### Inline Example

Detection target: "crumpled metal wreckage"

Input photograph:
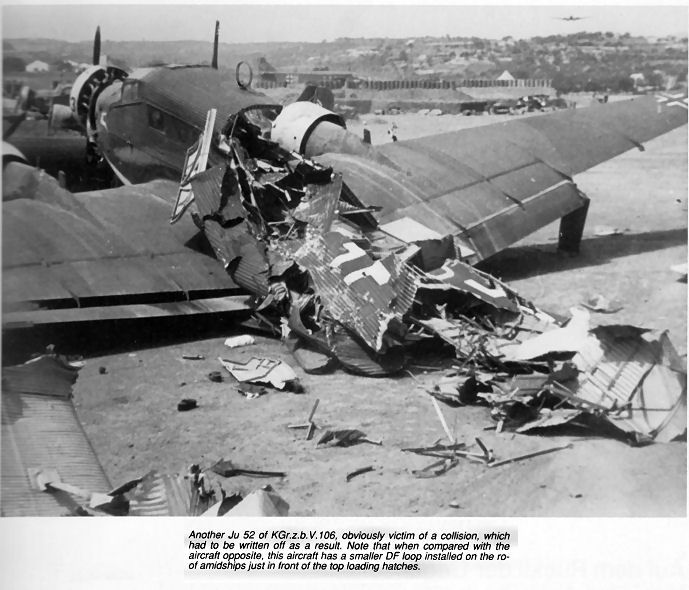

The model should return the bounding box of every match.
[169,107,686,444]
[431,311,686,444]
[172,106,547,378]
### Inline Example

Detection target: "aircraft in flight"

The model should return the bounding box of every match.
[556,16,588,22]
[3,24,687,375]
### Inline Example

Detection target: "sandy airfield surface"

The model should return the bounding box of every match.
[28,108,687,517]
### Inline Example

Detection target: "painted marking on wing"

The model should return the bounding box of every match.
[464,279,507,299]
[330,242,367,268]
[344,260,391,286]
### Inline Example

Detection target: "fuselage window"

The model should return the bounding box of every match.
[148,106,165,131]
[147,105,196,142]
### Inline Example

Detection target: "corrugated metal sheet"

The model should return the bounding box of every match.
[126,471,194,517]
[570,327,687,442]
[3,172,243,321]
[1,357,112,516]
[2,356,79,397]
[203,219,271,297]
[317,95,686,261]
[280,230,416,352]
[189,166,227,219]
[292,174,342,232]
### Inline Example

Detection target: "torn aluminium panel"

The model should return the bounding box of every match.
[176,134,419,374]
[219,357,299,390]
[507,319,687,443]
[1,355,112,516]
[504,322,684,443]
[565,326,687,443]
[280,229,418,353]
[1,356,217,516]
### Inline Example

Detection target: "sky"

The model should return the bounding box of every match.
[2,2,687,43]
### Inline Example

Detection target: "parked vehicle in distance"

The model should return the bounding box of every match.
[489,98,518,114]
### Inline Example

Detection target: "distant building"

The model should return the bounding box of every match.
[260,69,355,88]
[496,70,515,82]
[630,72,645,87]
[25,60,49,73]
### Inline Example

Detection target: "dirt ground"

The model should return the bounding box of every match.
[51,109,688,517]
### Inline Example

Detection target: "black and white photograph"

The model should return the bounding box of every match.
[1,1,687,587]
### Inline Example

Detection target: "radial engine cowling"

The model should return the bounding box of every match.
[69,65,127,130]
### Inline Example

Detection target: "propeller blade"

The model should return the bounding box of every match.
[211,20,219,69]
[93,26,101,65]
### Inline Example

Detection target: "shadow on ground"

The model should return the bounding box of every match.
[481,227,687,281]
[2,310,255,365]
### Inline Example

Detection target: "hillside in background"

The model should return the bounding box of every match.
[3,32,687,93]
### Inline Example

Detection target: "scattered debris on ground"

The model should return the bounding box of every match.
[593,225,625,236]
[177,398,198,411]
[211,458,286,479]
[581,294,623,313]
[224,335,256,348]
[162,107,684,450]
[403,437,572,477]
[317,428,382,447]
[346,465,376,482]
[287,399,320,440]
[425,309,686,444]
[219,356,303,391]
[207,370,224,383]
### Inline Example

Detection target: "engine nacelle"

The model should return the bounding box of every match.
[271,101,345,154]
[69,65,127,130]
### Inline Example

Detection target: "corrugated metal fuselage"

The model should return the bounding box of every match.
[94,66,276,184]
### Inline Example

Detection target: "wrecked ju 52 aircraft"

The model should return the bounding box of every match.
[3,72,686,326]
[2,78,687,442]
[170,104,547,376]
[166,100,686,444]
[2,84,687,520]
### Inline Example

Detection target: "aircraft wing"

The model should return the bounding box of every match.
[2,163,248,327]
[4,94,686,326]
[317,93,687,261]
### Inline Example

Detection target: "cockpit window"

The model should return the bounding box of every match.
[121,80,139,103]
